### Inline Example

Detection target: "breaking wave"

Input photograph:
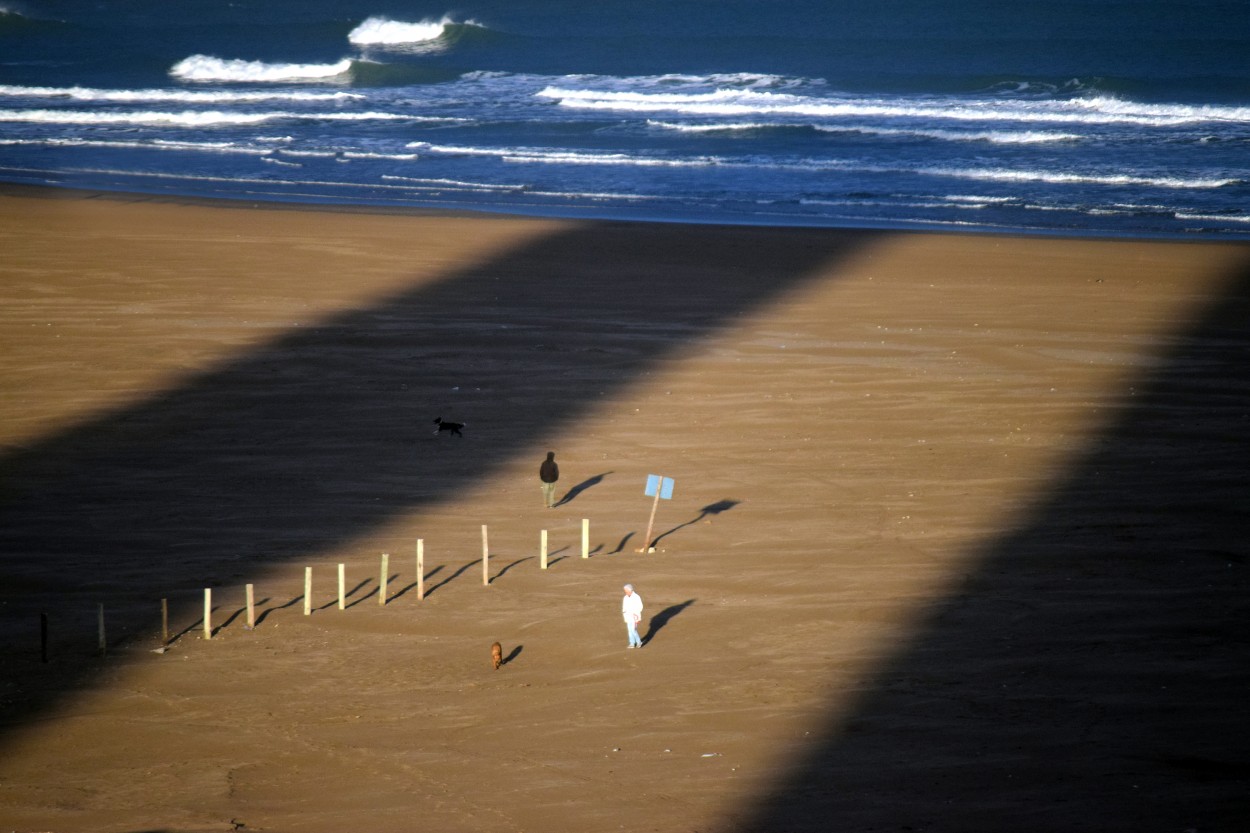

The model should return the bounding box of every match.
[0,83,362,103]
[171,55,353,83]
[540,87,1250,127]
[0,108,409,126]
[347,15,482,46]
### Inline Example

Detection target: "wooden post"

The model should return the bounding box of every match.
[304,567,312,616]
[481,524,490,586]
[203,588,212,640]
[582,518,589,559]
[416,539,425,601]
[642,489,661,553]
[40,612,48,664]
[161,598,169,645]
[338,563,346,610]
[540,529,548,570]
[97,603,106,656]
[246,583,256,629]
[379,552,389,606]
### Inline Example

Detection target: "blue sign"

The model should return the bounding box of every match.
[645,474,674,500]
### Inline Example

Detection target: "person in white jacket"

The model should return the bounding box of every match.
[622,583,644,648]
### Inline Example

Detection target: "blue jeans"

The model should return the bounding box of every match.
[626,619,642,647]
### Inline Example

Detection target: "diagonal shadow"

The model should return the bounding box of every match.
[0,215,872,744]
[391,564,444,602]
[424,561,477,597]
[555,471,613,507]
[651,499,740,548]
[495,556,534,580]
[736,257,1250,831]
[642,599,696,645]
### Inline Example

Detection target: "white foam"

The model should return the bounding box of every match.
[921,165,1239,190]
[648,120,777,133]
[1175,212,1250,224]
[0,136,271,155]
[348,16,475,45]
[0,108,409,126]
[343,151,419,161]
[540,86,1250,127]
[649,119,1078,144]
[170,55,353,83]
[405,141,723,168]
[382,174,529,192]
[0,84,362,103]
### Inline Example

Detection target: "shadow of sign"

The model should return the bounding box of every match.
[651,499,741,548]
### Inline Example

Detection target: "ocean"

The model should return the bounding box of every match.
[2,0,1248,238]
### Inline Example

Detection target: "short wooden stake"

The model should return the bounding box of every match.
[97,603,106,656]
[40,612,48,663]
[304,567,312,616]
[481,525,490,586]
[338,563,346,610]
[582,518,589,559]
[379,552,389,606]
[246,583,256,629]
[540,529,548,570]
[203,589,212,640]
[416,539,425,601]
[161,598,169,645]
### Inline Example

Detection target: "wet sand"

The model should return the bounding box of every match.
[1,186,1248,832]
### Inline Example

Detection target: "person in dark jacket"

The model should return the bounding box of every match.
[539,451,560,508]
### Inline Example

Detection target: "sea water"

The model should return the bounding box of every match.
[2,0,1248,238]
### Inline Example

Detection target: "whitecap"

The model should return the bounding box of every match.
[920,165,1239,190]
[539,86,1250,127]
[405,141,724,168]
[0,84,362,102]
[348,16,472,45]
[0,108,410,126]
[170,55,352,83]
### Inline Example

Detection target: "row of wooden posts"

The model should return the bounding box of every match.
[68,520,595,659]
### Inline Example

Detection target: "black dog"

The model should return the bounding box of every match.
[433,417,464,437]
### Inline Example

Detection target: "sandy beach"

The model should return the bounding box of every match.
[1,186,1248,832]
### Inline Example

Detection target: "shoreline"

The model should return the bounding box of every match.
[2,189,1248,832]
[4,179,1244,244]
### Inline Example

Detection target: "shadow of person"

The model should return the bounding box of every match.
[555,471,613,507]
[651,499,741,547]
[642,599,696,645]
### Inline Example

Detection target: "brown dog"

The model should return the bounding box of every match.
[491,641,503,670]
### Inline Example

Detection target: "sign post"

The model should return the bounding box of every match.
[639,474,674,552]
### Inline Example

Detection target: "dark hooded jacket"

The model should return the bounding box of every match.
[539,452,559,483]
